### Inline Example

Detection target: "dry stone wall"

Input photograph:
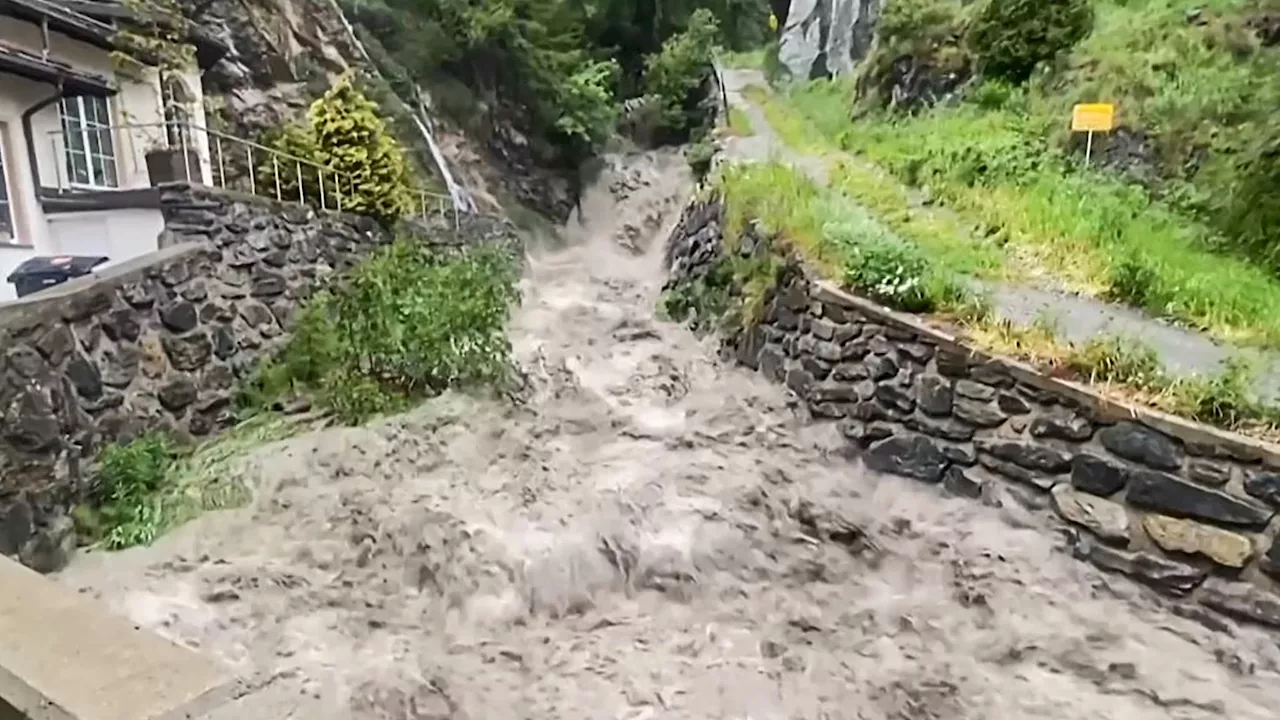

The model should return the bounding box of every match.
[0,184,391,573]
[665,196,1280,630]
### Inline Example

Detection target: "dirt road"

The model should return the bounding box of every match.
[59,148,1280,719]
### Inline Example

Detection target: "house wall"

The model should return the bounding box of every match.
[0,15,212,300]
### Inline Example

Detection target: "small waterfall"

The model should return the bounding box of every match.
[324,0,478,215]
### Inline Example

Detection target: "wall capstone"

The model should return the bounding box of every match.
[664,195,1280,631]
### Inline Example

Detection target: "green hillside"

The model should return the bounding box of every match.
[750,0,1280,346]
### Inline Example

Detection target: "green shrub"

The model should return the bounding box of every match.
[247,241,520,424]
[686,139,717,179]
[643,8,722,141]
[1219,119,1280,272]
[968,0,1093,83]
[88,433,175,549]
[262,74,417,224]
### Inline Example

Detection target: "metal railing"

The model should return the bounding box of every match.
[46,120,458,226]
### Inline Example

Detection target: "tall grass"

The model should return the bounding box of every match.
[749,74,1280,347]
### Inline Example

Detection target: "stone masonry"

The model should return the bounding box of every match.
[665,196,1280,630]
[0,184,389,573]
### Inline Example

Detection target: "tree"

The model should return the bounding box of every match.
[968,0,1093,84]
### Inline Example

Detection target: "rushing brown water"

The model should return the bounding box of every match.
[60,148,1280,719]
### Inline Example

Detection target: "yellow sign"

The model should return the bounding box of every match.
[1071,103,1116,133]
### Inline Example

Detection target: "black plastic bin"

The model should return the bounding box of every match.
[6,255,110,299]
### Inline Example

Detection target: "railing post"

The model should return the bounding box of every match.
[179,123,190,183]
[216,136,226,189]
[319,169,326,210]
[248,146,256,195]
[335,175,342,212]
[273,156,281,201]
[296,161,304,204]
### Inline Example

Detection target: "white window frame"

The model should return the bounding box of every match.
[0,127,22,246]
[60,96,119,190]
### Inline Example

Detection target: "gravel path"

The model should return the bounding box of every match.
[55,147,1280,719]
[718,67,1280,402]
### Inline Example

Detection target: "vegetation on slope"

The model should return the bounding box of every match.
[751,0,1280,347]
[342,0,771,170]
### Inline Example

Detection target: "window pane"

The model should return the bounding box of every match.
[99,155,118,187]
[68,150,90,185]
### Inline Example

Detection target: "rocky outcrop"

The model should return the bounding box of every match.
[665,196,1280,631]
[778,0,880,80]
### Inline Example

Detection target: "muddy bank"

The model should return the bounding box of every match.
[59,149,1280,719]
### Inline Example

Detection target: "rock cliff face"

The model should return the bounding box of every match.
[777,0,880,80]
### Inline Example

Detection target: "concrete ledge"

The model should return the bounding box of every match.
[0,556,232,720]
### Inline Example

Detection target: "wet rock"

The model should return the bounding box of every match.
[785,366,815,398]
[1189,461,1233,488]
[943,465,988,499]
[996,392,1031,415]
[809,317,837,340]
[1198,580,1280,630]
[869,355,897,381]
[1029,412,1093,442]
[874,384,915,414]
[897,343,933,364]
[65,356,103,400]
[906,415,974,442]
[1141,514,1254,568]
[976,439,1072,474]
[864,433,948,483]
[158,378,199,412]
[936,349,969,378]
[979,455,1055,491]
[953,399,1007,428]
[916,375,953,417]
[1071,453,1129,496]
[1127,470,1272,529]
[6,345,46,379]
[1098,421,1183,471]
[941,443,976,466]
[759,346,786,382]
[162,332,214,372]
[1073,534,1205,596]
[0,500,33,556]
[810,381,858,404]
[1242,472,1280,507]
[36,326,76,366]
[953,380,995,402]
[101,309,141,342]
[18,515,76,573]
[160,301,200,333]
[1050,485,1130,543]
[831,362,869,381]
[800,356,831,380]
[970,363,1014,388]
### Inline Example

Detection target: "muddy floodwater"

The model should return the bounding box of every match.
[60,150,1280,719]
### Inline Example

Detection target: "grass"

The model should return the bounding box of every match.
[719,48,766,69]
[967,322,1280,441]
[743,76,1280,348]
[726,106,754,136]
[714,162,984,315]
[75,415,301,550]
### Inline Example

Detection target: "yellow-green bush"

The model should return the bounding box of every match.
[261,74,416,224]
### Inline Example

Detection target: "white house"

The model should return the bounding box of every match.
[0,0,227,300]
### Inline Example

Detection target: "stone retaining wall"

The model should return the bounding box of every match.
[0,184,391,572]
[665,196,1280,630]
